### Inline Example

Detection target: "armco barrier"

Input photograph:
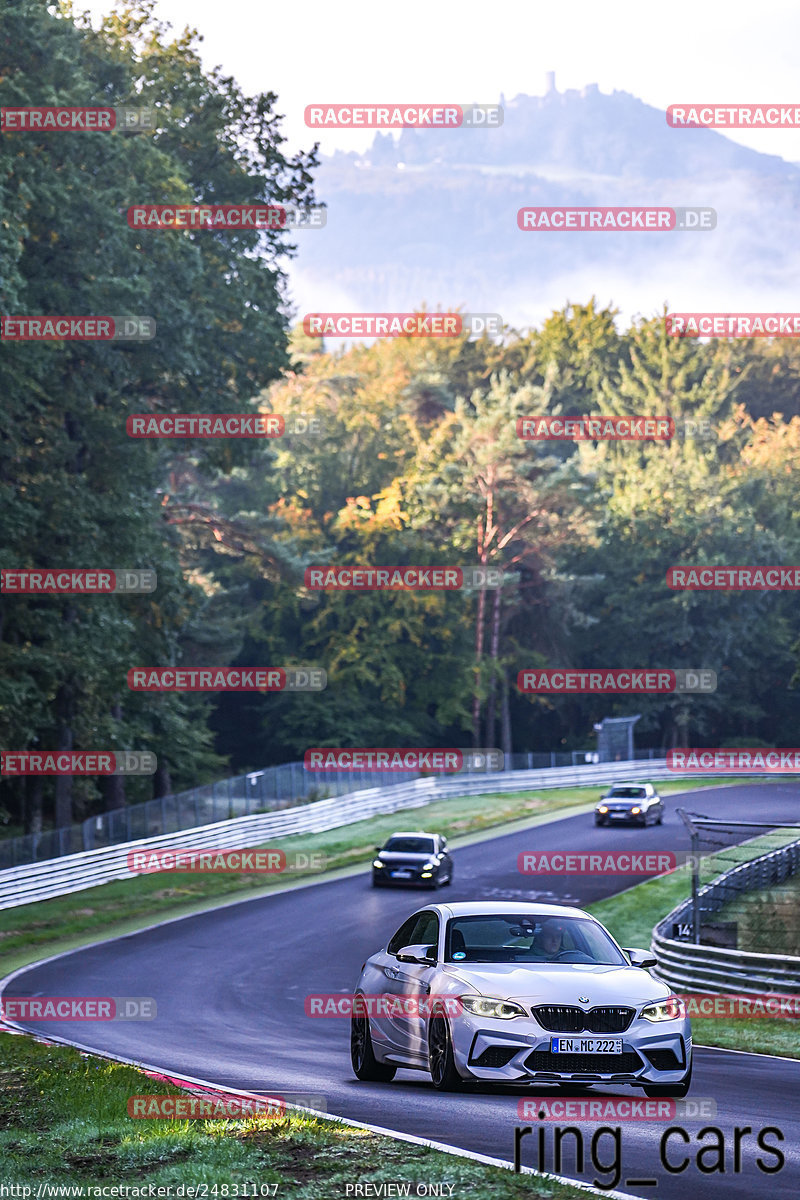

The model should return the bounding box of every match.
[651,838,800,995]
[0,747,667,868]
[0,759,674,910]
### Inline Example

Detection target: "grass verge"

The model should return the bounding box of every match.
[0,776,727,977]
[586,830,800,1059]
[0,1034,587,1197]
[711,871,800,957]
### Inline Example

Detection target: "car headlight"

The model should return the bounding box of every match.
[460,995,527,1019]
[597,805,608,813]
[372,860,384,868]
[422,862,434,870]
[631,807,641,814]
[641,997,686,1022]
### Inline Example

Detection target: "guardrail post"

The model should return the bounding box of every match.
[676,807,702,943]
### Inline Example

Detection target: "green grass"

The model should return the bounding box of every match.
[711,872,800,957]
[2,777,796,1191]
[1,777,724,976]
[0,1034,587,1197]
[4,775,793,1061]
[0,785,600,971]
[586,830,800,1059]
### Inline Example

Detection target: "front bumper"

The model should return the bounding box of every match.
[449,1013,691,1085]
[372,868,437,887]
[596,810,645,824]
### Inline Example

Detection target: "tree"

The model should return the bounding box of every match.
[0,0,317,830]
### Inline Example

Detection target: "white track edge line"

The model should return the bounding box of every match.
[0,1018,645,1200]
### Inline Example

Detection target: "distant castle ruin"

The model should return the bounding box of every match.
[543,72,601,100]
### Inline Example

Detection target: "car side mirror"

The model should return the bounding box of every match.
[625,947,657,969]
[374,847,382,853]
[396,943,437,965]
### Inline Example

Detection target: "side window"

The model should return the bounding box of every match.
[388,915,420,956]
[408,910,440,951]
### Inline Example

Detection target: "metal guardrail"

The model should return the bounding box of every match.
[0,759,673,910]
[0,747,667,869]
[651,838,800,995]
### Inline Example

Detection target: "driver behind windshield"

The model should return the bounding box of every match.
[530,920,565,959]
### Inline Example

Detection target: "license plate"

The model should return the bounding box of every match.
[551,1037,623,1054]
[610,812,628,818]
[392,870,412,879]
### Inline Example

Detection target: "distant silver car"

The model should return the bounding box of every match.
[371,832,453,889]
[595,782,664,827]
[351,901,692,1095]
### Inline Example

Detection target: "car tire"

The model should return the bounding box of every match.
[642,1061,692,1098]
[428,1009,466,1091]
[351,1006,397,1082]
[442,869,453,886]
[656,813,663,825]
[595,818,605,827]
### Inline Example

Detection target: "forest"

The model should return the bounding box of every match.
[2,0,800,837]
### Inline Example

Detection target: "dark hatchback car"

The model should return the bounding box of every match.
[371,832,453,889]
[595,783,664,827]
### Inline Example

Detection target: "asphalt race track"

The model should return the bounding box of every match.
[5,782,800,1198]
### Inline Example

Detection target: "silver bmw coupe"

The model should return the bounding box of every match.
[351,901,692,1094]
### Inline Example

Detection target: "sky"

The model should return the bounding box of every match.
[77,0,800,162]
[68,0,800,329]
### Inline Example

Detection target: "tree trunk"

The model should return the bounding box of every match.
[471,581,487,747]
[485,584,502,745]
[500,668,513,763]
[53,682,74,829]
[53,603,78,829]
[105,702,126,811]
[104,773,126,811]
[154,761,172,800]
[26,775,43,836]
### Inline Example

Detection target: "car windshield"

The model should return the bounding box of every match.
[609,787,646,799]
[383,837,435,854]
[444,915,628,965]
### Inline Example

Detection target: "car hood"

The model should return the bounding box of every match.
[440,963,670,1007]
